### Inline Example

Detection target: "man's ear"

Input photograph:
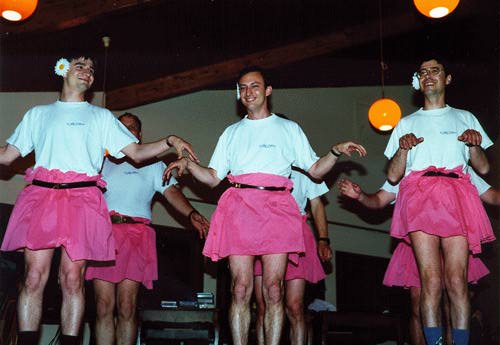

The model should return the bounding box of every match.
[265,85,273,97]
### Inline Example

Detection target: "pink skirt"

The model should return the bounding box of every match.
[383,241,490,288]
[203,173,304,262]
[85,212,157,289]
[254,215,325,283]
[391,166,495,254]
[0,167,114,261]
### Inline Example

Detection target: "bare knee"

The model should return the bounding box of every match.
[59,268,84,295]
[263,280,283,306]
[286,299,304,323]
[232,280,252,305]
[421,274,442,299]
[445,273,468,299]
[23,266,50,293]
[117,297,137,322]
[96,294,115,319]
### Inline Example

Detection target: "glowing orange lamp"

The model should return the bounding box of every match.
[413,0,460,18]
[1,0,38,22]
[368,98,402,132]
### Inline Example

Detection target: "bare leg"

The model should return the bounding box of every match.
[254,274,265,345]
[410,231,442,327]
[261,253,288,345]
[59,247,86,335]
[18,248,55,331]
[442,291,453,345]
[116,279,140,345]
[409,287,425,345]
[93,279,116,345]
[285,279,306,345]
[441,236,469,329]
[229,255,255,345]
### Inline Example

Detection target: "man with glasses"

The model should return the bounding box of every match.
[384,57,494,345]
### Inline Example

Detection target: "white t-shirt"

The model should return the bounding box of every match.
[208,114,319,180]
[7,101,138,176]
[380,169,491,197]
[102,158,178,220]
[290,170,329,215]
[384,106,492,176]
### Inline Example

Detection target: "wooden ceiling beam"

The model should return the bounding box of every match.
[0,0,166,34]
[107,11,427,110]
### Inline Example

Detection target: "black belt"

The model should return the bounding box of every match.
[110,215,144,224]
[422,171,459,179]
[230,182,287,191]
[32,179,99,189]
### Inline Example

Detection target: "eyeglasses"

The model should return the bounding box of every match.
[416,67,443,79]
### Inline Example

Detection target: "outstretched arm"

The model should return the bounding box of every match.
[164,157,222,188]
[308,141,367,180]
[121,135,198,164]
[0,144,21,166]
[163,184,210,238]
[338,178,395,209]
[310,197,332,262]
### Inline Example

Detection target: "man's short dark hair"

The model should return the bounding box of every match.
[237,66,271,86]
[118,113,142,132]
[67,51,97,69]
[420,55,450,75]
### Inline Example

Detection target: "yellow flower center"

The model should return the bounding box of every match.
[59,64,64,70]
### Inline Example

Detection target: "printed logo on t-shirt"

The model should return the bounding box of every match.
[440,131,457,135]
[259,144,276,149]
[66,122,86,126]
[124,171,139,175]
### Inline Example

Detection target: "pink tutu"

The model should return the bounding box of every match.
[391,166,495,254]
[86,212,157,289]
[0,167,114,261]
[255,215,325,283]
[203,173,304,263]
[383,242,490,288]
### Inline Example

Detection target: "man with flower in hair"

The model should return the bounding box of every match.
[0,55,197,345]
[85,112,210,345]
[165,66,366,345]
[385,57,494,345]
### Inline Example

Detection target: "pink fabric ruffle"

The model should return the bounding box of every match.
[203,173,304,262]
[383,242,490,288]
[86,211,157,289]
[255,215,325,283]
[0,167,114,261]
[391,166,495,254]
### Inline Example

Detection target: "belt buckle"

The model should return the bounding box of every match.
[52,183,61,189]
[234,183,241,188]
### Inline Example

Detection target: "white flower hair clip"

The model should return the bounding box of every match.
[412,72,420,90]
[54,58,70,77]
[236,83,240,100]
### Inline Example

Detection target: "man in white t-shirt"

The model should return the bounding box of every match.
[339,173,496,345]
[165,66,366,345]
[85,113,210,345]
[0,55,197,345]
[384,57,494,345]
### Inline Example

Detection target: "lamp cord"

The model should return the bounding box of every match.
[102,43,109,107]
[378,0,386,98]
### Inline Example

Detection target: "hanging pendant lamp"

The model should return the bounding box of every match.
[368,0,402,132]
[1,0,38,22]
[413,0,460,18]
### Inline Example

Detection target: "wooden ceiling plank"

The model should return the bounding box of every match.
[107,12,420,110]
[0,0,166,34]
